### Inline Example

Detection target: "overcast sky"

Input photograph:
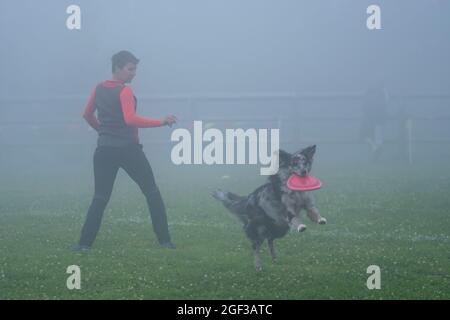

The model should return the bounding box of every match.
[1,0,449,98]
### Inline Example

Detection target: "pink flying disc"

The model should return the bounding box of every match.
[287,174,322,191]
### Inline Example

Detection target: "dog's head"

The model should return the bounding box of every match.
[278,145,316,177]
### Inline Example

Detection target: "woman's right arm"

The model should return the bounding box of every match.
[82,86,100,131]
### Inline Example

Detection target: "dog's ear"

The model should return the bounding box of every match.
[300,145,316,161]
[278,149,292,167]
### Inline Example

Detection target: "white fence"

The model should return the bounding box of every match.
[1,92,449,146]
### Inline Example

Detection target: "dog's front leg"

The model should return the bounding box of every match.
[289,215,307,232]
[307,206,327,224]
[282,195,307,232]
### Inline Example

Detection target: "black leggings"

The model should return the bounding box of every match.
[78,144,171,246]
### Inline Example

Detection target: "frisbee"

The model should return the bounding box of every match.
[287,174,322,191]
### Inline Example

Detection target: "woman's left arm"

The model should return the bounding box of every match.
[120,86,164,128]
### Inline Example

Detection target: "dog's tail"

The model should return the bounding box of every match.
[212,189,242,205]
[212,189,249,225]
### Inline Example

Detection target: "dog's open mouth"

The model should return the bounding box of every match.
[287,174,322,191]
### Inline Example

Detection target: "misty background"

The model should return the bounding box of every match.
[1,0,450,184]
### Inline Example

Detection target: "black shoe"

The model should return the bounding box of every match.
[159,241,176,249]
[71,244,91,252]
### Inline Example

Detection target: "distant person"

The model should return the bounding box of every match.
[359,82,389,160]
[395,103,412,163]
[73,50,177,252]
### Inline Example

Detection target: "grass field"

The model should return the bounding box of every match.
[1,152,449,299]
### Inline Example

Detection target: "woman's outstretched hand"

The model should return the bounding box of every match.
[162,114,177,127]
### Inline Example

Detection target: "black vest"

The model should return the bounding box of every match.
[94,84,138,147]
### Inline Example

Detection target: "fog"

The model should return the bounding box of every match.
[2,0,450,300]
[1,0,450,184]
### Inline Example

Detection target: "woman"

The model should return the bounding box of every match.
[73,50,177,251]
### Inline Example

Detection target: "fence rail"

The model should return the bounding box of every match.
[1,92,450,146]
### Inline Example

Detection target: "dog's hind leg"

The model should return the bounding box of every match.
[252,240,264,272]
[307,206,327,224]
[267,239,277,263]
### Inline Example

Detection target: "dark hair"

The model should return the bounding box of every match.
[111,50,139,73]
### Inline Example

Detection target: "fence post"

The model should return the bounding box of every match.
[189,96,196,123]
[290,94,301,145]
[407,117,413,164]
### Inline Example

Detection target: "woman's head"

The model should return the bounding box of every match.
[112,50,139,83]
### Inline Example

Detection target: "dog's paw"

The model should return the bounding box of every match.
[297,224,307,232]
[255,265,263,272]
[318,217,327,225]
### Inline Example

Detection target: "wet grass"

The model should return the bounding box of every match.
[0,161,449,299]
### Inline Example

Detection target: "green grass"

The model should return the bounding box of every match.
[0,161,449,299]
